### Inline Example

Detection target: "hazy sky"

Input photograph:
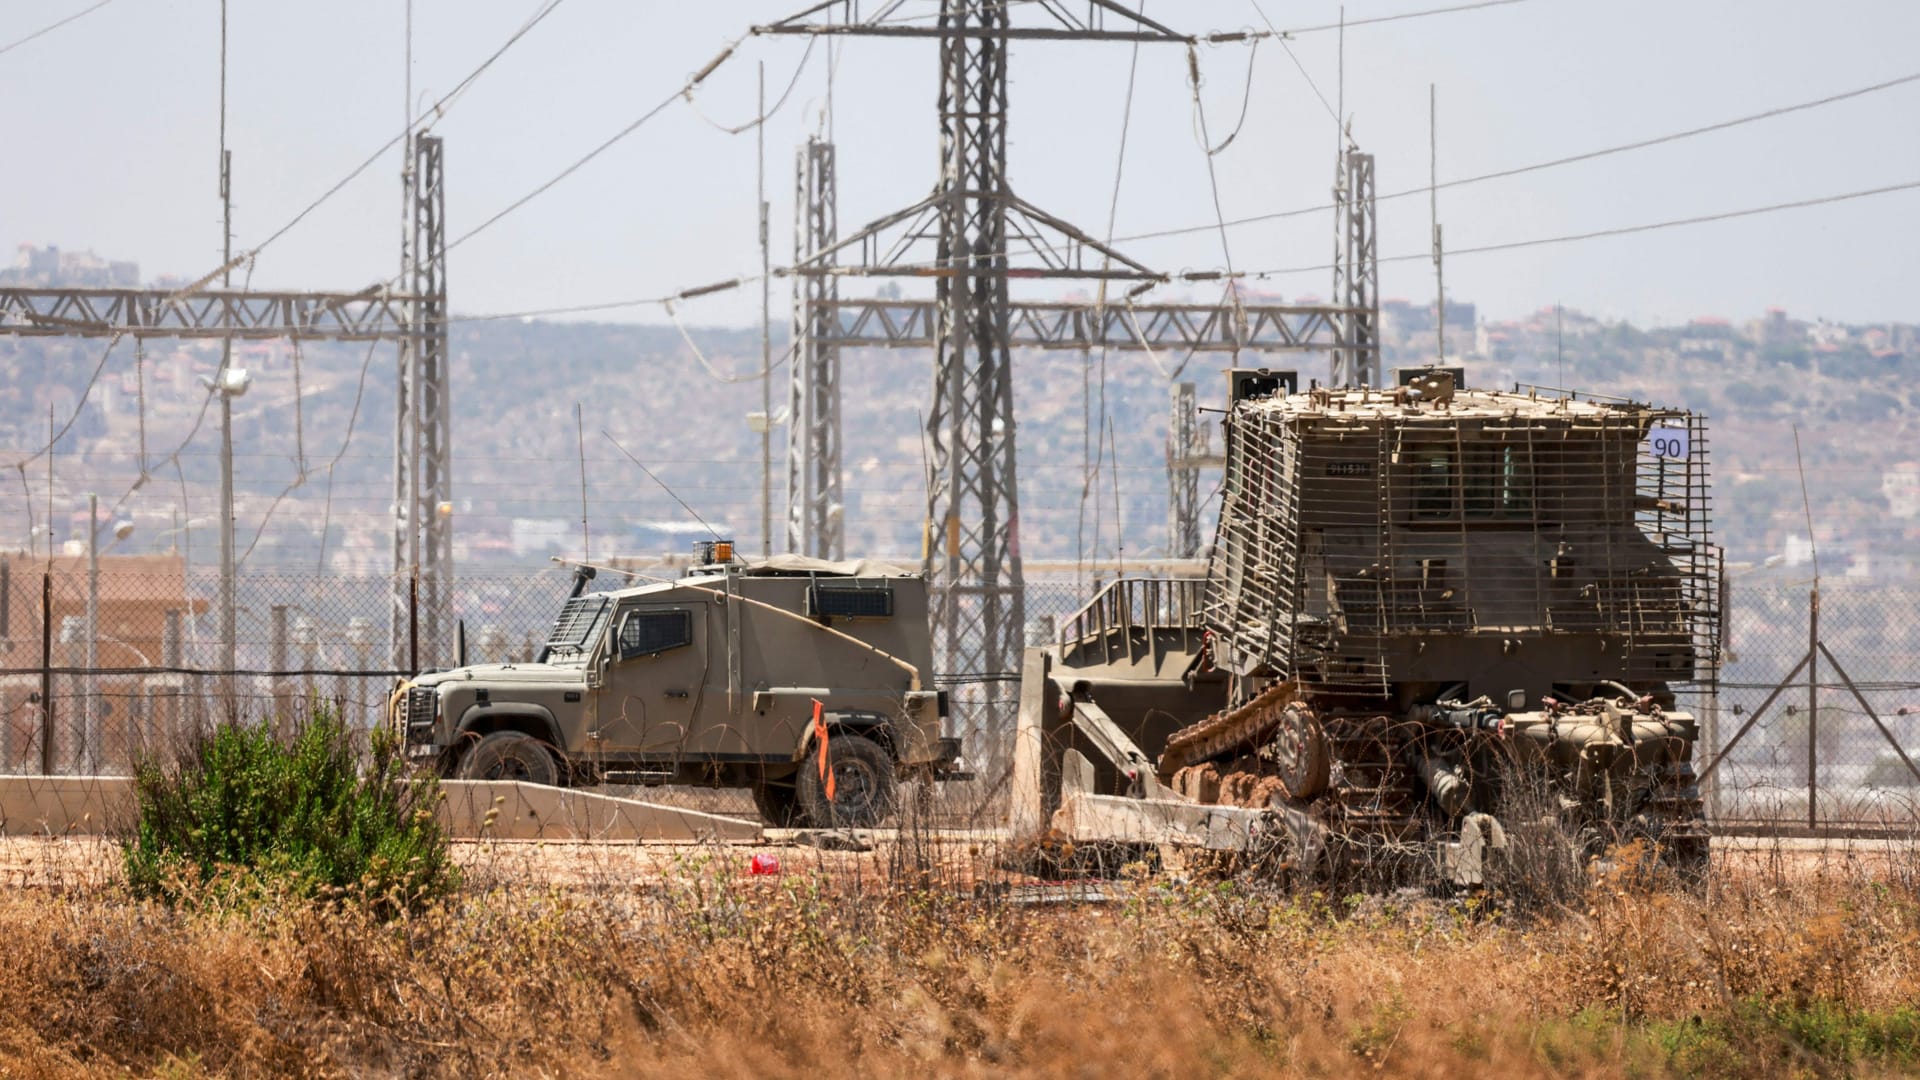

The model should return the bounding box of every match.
[3,0,1916,329]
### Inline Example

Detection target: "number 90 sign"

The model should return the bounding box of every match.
[1648,427,1690,459]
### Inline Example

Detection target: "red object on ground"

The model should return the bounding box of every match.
[748,853,781,876]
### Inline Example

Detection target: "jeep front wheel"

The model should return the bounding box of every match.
[796,733,895,828]
[458,730,560,786]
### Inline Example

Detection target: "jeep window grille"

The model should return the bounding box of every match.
[404,687,437,732]
[544,595,611,656]
[808,583,894,619]
[619,609,693,658]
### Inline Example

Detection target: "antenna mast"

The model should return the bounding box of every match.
[1430,83,1445,365]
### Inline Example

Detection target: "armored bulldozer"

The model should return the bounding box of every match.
[1014,371,1720,885]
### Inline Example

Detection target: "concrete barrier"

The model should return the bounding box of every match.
[0,776,136,835]
[437,781,764,842]
[0,776,765,843]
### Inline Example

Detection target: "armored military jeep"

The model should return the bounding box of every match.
[393,552,959,827]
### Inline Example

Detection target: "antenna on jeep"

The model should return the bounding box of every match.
[601,431,723,542]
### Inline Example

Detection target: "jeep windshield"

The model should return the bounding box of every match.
[542,594,612,661]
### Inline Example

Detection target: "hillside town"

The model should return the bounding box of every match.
[4,244,1915,581]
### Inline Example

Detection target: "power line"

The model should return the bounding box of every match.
[438,34,751,260]
[441,176,1920,321]
[1249,0,1339,129]
[1247,177,1920,278]
[1197,37,1260,156]
[0,0,116,60]
[181,0,569,290]
[314,338,383,573]
[686,36,819,134]
[1269,0,1529,36]
[1118,66,1920,244]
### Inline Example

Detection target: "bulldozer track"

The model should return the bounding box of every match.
[1156,683,1299,781]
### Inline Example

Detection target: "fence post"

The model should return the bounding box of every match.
[39,573,52,776]
[269,604,290,736]
[162,609,181,758]
[409,572,420,678]
[1807,586,1819,831]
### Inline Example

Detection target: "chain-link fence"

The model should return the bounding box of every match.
[1704,580,1920,832]
[0,557,590,775]
[0,556,1097,783]
[2,556,1915,835]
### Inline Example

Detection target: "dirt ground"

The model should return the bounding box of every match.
[0,830,1906,893]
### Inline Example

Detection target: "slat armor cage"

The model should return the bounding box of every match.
[1204,382,1720,701]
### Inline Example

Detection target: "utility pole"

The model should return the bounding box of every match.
[757,62,774,559]
[217,0,237,683]
[1430,83,1445,365]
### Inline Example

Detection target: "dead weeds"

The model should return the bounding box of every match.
[0,838,1910,1077]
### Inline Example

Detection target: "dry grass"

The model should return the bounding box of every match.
[0,837,1912,1077]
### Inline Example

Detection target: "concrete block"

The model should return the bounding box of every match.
[0,775,136,835]
[437,780,763,842]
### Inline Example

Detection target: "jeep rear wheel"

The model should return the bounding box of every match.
[459,730,560,786]
[796,733,895,828]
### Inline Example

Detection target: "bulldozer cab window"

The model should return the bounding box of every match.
[1464,444,1533,519]
[1410,449,1455,519]
[617,609,693,660]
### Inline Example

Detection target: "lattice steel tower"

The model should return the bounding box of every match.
[925,0,1023,705]
[787,136,843,559]
[758,0,1365,753]
[1331,149,1380,388]
[1167,382,1203,560]
[391,133,454,668]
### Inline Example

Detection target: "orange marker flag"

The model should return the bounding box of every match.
[811,698,836,802]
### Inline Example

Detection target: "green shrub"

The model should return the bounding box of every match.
[122,709,458,915]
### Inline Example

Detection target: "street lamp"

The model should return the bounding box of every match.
[152,511,214,561]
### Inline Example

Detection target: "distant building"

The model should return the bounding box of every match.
[1784,533,1818,567]
[0,244,139,287]
[1752,306,1807,347]
[1884,463,1920,520]
[1679,318,1734,359]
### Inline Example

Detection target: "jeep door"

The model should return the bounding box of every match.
[601,602,710,753]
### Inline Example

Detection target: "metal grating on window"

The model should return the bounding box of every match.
[621,610,692,656]
[544,595,611,655]
[808,584,894,619]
